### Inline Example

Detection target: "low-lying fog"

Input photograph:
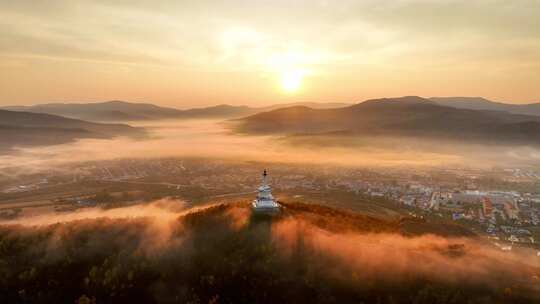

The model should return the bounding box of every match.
[1,201,538,301]
[1,119,540,177]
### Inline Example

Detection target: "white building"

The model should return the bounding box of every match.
[252,170,281,213]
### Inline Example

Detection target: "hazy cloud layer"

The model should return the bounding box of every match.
[271,215,540,288]
[1,119,540,179]
[1,202,538,294]
[0,198,223,257]
[0,198,188,227]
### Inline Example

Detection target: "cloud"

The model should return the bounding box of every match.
[271,216,540,287]
[2,119,540,183]
[0,198,224,257]
[0,198,188,227]
[0,119,467,179]
[1,0,540,105]
[1,201,538,300]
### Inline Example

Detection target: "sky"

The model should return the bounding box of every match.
[1,0,539,108]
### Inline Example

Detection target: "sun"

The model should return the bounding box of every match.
[280,69,304,93]
[265,51,308,93]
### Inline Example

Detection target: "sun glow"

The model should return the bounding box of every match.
[280,69,304,92]
[219,28,318,94]
[267,52,309,93]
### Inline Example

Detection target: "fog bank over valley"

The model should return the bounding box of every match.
[1,119,540,178]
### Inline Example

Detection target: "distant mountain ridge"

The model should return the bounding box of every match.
[5,97,539,123]
[3,101,351,122]
[4,101,193,122]
[430,97,540,116]
[0,109,144,151]
[234,96,540,145]
[259,101,351,112]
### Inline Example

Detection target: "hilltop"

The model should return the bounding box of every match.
[0,109,144,151]
[431,97,540,116]
[0,201,537,303]
[3,101,350,122]
[234,96,540,145]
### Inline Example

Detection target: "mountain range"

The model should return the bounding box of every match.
[0,101,348,151]
[0,109,144,151]
[3,96,540,150]
[431,97,540,116]
[234,96,540,145]
[3,101,351,122]
[5,97,538,124]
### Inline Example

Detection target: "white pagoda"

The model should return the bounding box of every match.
[252,170,280,213]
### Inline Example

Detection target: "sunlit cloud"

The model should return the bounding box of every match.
[216,27,338,92]
[1,0,540,105]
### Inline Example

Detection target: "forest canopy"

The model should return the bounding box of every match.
[0,202,538,303]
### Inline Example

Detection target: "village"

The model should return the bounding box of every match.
[1,157,540,251]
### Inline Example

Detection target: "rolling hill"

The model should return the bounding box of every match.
[234,96,540,145]
[431,97,540,116]
[259,101,351,112]
[0,109,144,151]
[3,101,351,122]
[3,101,194,122]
